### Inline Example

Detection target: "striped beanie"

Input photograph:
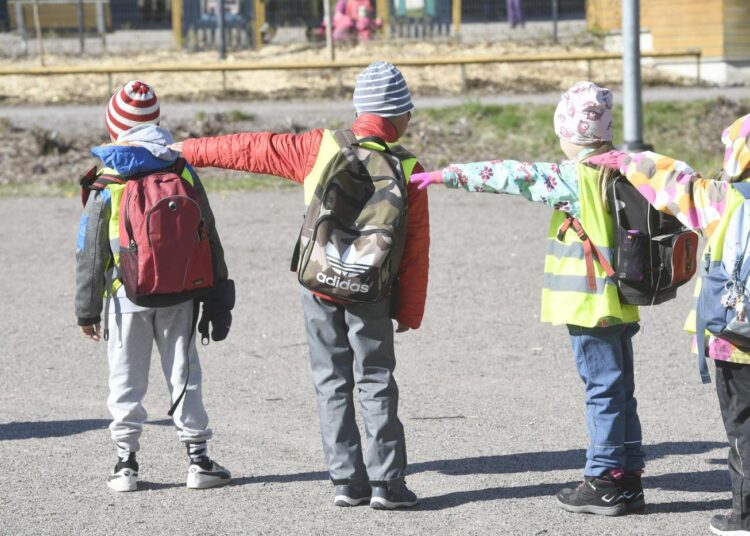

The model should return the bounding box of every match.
[106,80,160,140]
[353,61,414,118]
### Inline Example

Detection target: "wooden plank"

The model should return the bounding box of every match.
[0,51,703,77]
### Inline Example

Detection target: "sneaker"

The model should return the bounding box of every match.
[333,483,372,507]
[711,513,750,535]
[370,478,418,510]
[186,458,231,489]
[556,473,626,516]
[621,471,645,512]
[107,454,138,492]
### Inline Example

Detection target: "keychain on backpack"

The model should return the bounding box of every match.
[736,299,748,323]
[721,281,739,309]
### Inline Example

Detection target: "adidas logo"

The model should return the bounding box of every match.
[325,243,375,278]
[316,273,370,294]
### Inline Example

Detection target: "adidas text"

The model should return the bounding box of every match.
[316,272,370,293]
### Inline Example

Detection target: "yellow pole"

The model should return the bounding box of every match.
[253,0,266,50]
[172,0,183,50]
[376,0,389,40]
[452,0,461,36]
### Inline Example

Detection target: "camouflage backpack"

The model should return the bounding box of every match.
[292,130,409,304]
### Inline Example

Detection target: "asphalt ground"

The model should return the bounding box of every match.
[0,187,729,535]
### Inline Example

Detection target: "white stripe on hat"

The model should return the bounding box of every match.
[114,92,160,116]
[354,86,411,97]
[354,92,412,104]
[353,80,408,94]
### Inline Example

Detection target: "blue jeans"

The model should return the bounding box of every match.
[568,323,645,476]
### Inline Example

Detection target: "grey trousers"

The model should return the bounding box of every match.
[301,290,407,485]
[107,300,212,452]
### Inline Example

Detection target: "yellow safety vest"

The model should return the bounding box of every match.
[684,183,750,364]
[540,163,640,327]
[302,129,418,205]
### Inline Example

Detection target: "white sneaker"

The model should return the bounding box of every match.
[186,459,231,489]
[107,456,138,492]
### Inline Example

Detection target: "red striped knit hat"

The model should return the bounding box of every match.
[105,80,160,140]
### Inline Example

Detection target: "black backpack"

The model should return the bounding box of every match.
[558,171,698,306]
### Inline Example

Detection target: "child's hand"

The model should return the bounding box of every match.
[587,150,629,173]
[168,141,184,153]
[80,323,101,342]
[410,170,444,190]
[395,322,410,333]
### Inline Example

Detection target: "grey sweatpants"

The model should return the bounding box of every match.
[301,290,407,485]
[107,299,212,452]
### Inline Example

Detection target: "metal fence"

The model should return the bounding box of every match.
[2,0,587,56]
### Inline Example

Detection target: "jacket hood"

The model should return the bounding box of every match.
[91,124,179,176]
[723,114,750,180]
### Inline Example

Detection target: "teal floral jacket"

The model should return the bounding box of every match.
[442,152,591,217]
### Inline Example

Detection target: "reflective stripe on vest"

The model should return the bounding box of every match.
[302,129,417,206]
[684,184,750,364]
[540,163,639,327]
[102,163,197,295]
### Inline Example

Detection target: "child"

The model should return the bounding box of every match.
[587,114,750,534]
[170,62,429,509]
[76,80,232,492]
[411,81,645,516]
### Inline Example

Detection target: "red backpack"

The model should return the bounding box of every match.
[81,159,215,307]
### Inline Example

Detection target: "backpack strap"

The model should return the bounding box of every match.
[333,129,358,148]
[79,166,98,207]
[694,310,712,384]
[557,215,616,292]
[733,182,750,200]
[172,157,187,177]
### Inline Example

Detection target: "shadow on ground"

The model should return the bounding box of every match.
[0,418,172,440]
[409,441,726,476]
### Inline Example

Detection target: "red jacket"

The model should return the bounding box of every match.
[183,114,429,329]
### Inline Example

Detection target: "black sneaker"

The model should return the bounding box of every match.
[333,483,372,507]
[556,473,626,516]
[370,478,418,510]
[107,453,138,492]
[621,471,645,512]
[711,513,750,535]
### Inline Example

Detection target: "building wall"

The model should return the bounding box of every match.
[724,0,750,62]
[647,0,724,58]
[587,0,738,60]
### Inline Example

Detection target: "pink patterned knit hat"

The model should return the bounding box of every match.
[722,114,750,179]
[106,80,160,140]
[554,81,614,145]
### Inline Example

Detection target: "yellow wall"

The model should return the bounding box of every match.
[724,0,750,61]
[587,0,749,60]
[647,0,724,58]
[8,2,112,32]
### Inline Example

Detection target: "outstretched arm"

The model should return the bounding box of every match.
[412,159,582,217]
[174,129,325,184]
[589,150,729,238]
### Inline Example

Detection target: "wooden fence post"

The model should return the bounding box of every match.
[172,0,183,50]
[452,0,461,37]
[253,0,265,50]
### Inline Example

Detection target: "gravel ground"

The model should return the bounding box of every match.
[0,187,728,535]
